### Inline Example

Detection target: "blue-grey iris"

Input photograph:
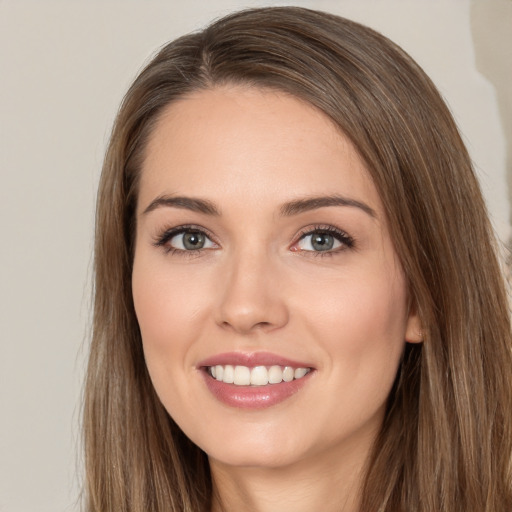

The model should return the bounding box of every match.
[183,231,205,250]
[311,233,334,251]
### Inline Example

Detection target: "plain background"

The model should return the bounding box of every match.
[1,1,510,510]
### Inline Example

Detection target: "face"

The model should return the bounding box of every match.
[132,86,421,472]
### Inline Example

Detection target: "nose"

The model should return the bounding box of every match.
[215,249,289,335]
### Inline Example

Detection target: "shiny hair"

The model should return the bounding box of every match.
[84,6,512,511]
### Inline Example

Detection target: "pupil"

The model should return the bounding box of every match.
[312,233,334,251]
[183,231,205,250]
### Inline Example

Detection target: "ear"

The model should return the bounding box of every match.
[405,301,423,343]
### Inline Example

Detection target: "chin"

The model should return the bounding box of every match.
[207,444,301,470]
[192,422,305,469]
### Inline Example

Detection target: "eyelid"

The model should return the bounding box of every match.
[151,223,354,256]
[152,224,219,253]
[291,224,355,253]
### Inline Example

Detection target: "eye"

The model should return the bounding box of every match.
[298,232,340,252]
[153,226,217,253]
[169,230,215,251]
[293,226,354,253]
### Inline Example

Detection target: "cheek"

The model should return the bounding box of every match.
[132,256,208,346]
[131,259,208,427]
[298,263,409,382]
[131,256,202,394]
[131,253,228,421]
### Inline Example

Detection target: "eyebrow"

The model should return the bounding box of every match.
[142,195,220,216]
[280,195,376,218]
[142,193,376,218]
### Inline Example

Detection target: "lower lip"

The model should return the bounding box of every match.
[201,370,313,409]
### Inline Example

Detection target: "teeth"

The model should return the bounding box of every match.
[223,364,234,383]
[283,366,294,382]
[250,366,269,386]
[294,367,308,379]
[268,365,283,384]
[208,364,310,386]
[234,365,251,385]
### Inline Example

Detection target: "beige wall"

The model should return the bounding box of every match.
[471,0,512,235]
[0,1,509,510]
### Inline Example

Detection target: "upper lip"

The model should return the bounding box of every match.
[198,351,313,369]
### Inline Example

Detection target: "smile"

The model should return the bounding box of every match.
[199,352,315,408]
[208,365,311,386]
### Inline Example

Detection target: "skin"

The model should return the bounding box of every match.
[132,85,421,512]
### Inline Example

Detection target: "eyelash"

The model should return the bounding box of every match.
[294,225,355,257]
[152,224,218,257]
[152,224,355,257]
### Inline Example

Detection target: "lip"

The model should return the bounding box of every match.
[198,351,313,368]
[197,351,315,410]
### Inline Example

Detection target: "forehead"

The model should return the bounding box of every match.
[138,85,381,215]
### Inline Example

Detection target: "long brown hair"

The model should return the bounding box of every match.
[84,7,512,511]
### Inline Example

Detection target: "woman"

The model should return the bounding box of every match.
[84,6,512,511]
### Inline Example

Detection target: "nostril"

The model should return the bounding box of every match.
[220,319,273,334]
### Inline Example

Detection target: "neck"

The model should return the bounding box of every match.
[209,441,370,512]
